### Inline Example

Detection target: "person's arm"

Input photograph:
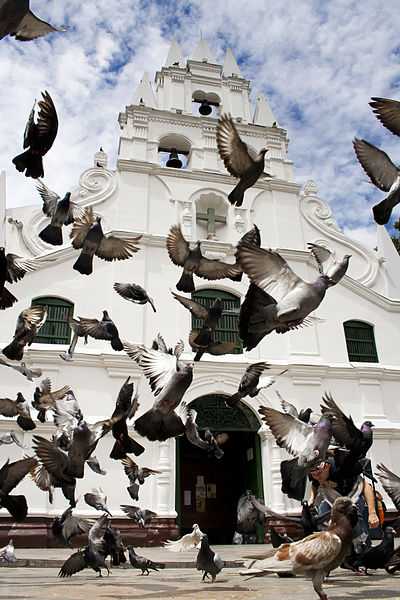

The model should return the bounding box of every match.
[363,479,380,528]
[309,483,317,506]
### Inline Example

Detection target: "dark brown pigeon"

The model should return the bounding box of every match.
[0,456,37,521]
[110,377,144,459]
[121,456,160,500]
[2,305,47,361]
[0,392,35,431]
[216,113,272,206]
[369,97,400,137]
[0,0,66,41]
[166,224,242,292]
[225,362,278,407]
[188,330,237,361]
[127,546,165,575]
[114,282,156,312]
[353,138,400,225]
[376,463,400,511]
[32,377,71,423]
[70,207,142,275]
[13,91,58,179]
[171,291,223,348]
[196,534,224,582]
[36,180,83,246]
[51,506,91,546]
[0,247,39,309]
[70,311,123,352]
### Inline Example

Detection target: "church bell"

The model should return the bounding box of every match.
[199,99,212,116]
[166,148,183,169]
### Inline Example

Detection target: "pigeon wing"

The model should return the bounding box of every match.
[196,256,242,281]
[164,530,199,552]
[216,114,254,177]
[35,91,58,151]
[5,254,38,283]
[58,551,87,578]
[370,97,400,137]
[12,10,65,41]
[166,225,190,266]
[240,362,270,391]
[88,513,109,552]
[171,291,209,320]
[353,138,399,191]
[35,180,59,217]
[63,514,91,542]
[96,234,142,262]
[70,207,96,249]
[0,398,19,418]
[258,406,311,456]
[276,390,299,418]
[32,435,69,479]
[376,463,400,510]
[23,102,36,149]
[206,341,237,355]
[320,392,361,450]
[123,343,177,396]
[120,505,139,519]
[121,457,139,482]
[0,457,37,495]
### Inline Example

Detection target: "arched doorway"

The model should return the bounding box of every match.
[175,394,264,544]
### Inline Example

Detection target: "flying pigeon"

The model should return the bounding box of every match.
[188,329,237,362]
[216,113,272,206]
[2,305,47,361]
[241,497,358,600]
[60,315,93,361]
[114,282,156,312]
[164,523,204,552]
[127,546,165,575]
[110,377,144,459]
[196,534,224,582]
[369,97,400,137]
[179,402,223,458]
[120,505,157,528]
[226,362,286,407]
[121,456,160,496]
[13,91,58,179]
[0,431,26,449]
[124,336,193,441]
[70,206,142,275]
[236,242,329,344]
[277,391,317,424]
[353,138,400,225]
[32,378,71,423]
[86,456,107,476]
[166,224,242,292]
[307,243,351,286]
[84,488,112,516]
[35,180,83,246]
[0,357,42,381]
[69,311,123,352]
[0,247,40,309]
[51,507,92,546]
[0,392,36,431]
[376,463,400,510]
[0,456,37,521]
[0,0,66,41]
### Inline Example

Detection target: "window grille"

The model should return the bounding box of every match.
[343,320,378,362]
[31,297,74,345]
[191,289,242,354]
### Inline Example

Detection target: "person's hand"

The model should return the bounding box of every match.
[368,511,379,529]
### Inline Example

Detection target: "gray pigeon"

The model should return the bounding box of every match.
[188,329,237,362]
[259,405,332,470]
[172,291,223,349]
[51,507,92,546]
[0,539,16,563]
[114,282,156,312]
[166,224,242,292]
[84,488,112,516]
[353,138,400,225]
[36,180,83,246]
[127,546,165,575]
[236,491,265,542]
[0,357,42,381]
[124,336,193,441]
[307,243,351,286]
[87,456,107,476]
[226,362,286,407]
[60,316,92,361]
[196,534,223,582]
[70,311,123,351]
[370,97,400,137]
[0,0,66,41]
[0,392,36,431]
[0,431,26,448]
[237,242,329,342]
[179,402,223,458]
[120,505,157,528]
[216,114,273,206]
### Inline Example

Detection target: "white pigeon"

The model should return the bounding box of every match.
[307,243,351,286]
[164,523,204,552]
[0,539,16,563]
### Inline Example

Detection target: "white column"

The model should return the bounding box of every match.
[258,427,285,511]
[0,171,5,247]
[155,439,176,516]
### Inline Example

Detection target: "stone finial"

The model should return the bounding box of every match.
[303,180,319,196]
[253,94,276,127]
[165,39,184,67]
[132,72,158,108]
[222,48,242,77]
[94,147,107,168]
[191,39,216,63]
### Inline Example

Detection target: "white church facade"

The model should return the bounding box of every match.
[0,39,400,545]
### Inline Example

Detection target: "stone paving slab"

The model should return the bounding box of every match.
[0,567,399,600]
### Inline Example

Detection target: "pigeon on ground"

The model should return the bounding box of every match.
[270,527,293,547]
[51,507,92,546]
[124,337,193,441]
[307,243,351,286]
[242,497,358,600]
[36,180,83,246]
[172,291,223,348]
[0,392,35,431]
[32,377,71,423]
[2,305,47,361]
[259,404,332,470]
[120,505,157,528]
[110,377,144,459]
[216,113,272,206]
[0,539,16,563]
[114,282,156,312]
[69,311,123,352]
[121,456,160,501]
[385,546,400,575]
[226,362,286,407]
[127,546,165,575]
[87,456,107,476]
[320,392,374,460]
[196,534,224,582]
[369,97,400,137]
[70,206,142,275]
[353,526,395,574]
[0,431,26,448]
[58,513,111,578]
[236,242,330,343]
[353,138,400,225]
[376,463,400,510]
[0,357,42,381]
[166,224,242,292]
[164,523,204,552]
[0,0,66,41]
[188,329,237,361]
[84,488,112,516]
[0,456,37,520]
[0,247,39,309]
[12,91,58,179]
[103,526,126,566]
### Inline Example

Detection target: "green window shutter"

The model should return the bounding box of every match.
[31,297,74,345]
[343,320,378,363]
[191,289,242,354]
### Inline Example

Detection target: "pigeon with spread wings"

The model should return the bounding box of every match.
[121,456,160,501]
[165,523,204,552]
[51,506,92,546]
[69,311,123,352]
[236,242,329,344]
[71,207,142,275]
[0,357,42,381]
[0,0,66,41]
[12,91,58,179]
[216,114,272,206]
[36,180,83,246]
[188,329,237,362]
[226,362,287,407]
[32,378,71,423]
[166,224,242,292]
[0,392,36,431]
[2,305,47,361]
[0,247,40,309]
[376,463,400,511]
[307,243,351,286]
[353,138,400,225]
[172,290,223,349]
[120,505,157,528]
[124,336,193,441]
[114,282,156,312]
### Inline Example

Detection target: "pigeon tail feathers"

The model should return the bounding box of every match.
[228,182,245,206]
[372,198,393,225]
[176,271,195,293]
[0,287,17,309]
[39,224,63,246]
[73,253,93,275]
[135,409,185,441]
[1,494,28,521]
[3,339,24,361]
[12,151,44,179]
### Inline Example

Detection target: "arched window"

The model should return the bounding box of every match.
[191,289,242,353]
[343,320,378,363]
[158,134,190,169]
[31,297,74,345]
[192,91,220,118]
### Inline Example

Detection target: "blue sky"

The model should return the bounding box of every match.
[1,0,400,249]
